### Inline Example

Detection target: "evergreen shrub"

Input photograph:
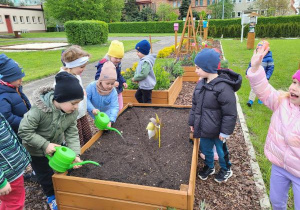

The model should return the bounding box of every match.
[65,20,108,45]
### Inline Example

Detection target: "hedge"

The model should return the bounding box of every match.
[108,15,300,38]
[64,20,108,46]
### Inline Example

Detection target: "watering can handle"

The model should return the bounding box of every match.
[68,161,100,169]
[45,146,61,160]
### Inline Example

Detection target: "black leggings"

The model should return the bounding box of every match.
[135,88,152,103]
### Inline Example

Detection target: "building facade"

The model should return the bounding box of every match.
[0,5,46,33]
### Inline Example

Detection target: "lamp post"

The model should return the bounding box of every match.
[174,23,179,54]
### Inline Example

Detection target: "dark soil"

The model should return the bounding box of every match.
[70,107,193,190]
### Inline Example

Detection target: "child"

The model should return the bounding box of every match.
[131,40,156,103]
[0,54,31,136]
[0,113,31,210]
[247,46,300,209]
[18,72,84,210]
[189,49,242,183]
[87,61,119,127]
[246,40,274,107]
[95,40,127,111]
[58,45,92,147]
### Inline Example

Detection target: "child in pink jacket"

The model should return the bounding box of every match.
[247,45,300,210]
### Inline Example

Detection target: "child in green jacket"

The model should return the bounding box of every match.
[0,113,31,209]
[18,72,84,210]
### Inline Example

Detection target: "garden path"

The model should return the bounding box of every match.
[23,36,175,99]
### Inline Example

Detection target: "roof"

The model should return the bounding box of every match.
[0,4,43,11]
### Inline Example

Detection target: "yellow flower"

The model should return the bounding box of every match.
[126,68,130,72]
[121,71,125,75]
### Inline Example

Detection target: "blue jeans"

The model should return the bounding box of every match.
[200,137,231,170]
[270,164,300,210]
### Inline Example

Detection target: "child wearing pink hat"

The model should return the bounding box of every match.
[247,44,300,210]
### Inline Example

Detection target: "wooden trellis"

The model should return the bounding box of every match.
[176,5,198,57]
[196,15,204,39]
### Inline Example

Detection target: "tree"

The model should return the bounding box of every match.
[0,0,14,6]
[156,3,178,21]
[255,0,290,16]
[122,0,140,22]
[139,7,157,21]
[44,0,124,23]
[179,0,190,20]
[207,0,234,19]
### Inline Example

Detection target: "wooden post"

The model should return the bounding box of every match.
[149,35,152,54]
[203,28,208,40]
[175,30,177,55]
[247,32,255,49]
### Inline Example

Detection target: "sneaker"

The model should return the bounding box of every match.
[258,99,263,104]
[198,165,215,180]
[247,100,253,107]
[214,168,233,183]
[24,172,38,182]
[47,195,58,210]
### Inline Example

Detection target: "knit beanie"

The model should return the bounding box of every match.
[54,72,83,103]
[107,40,124,59]
[292,70,300,82]
[0,54,25,82]
[194,48,220,74]
[135,40,151,55]
[99,61,117,81]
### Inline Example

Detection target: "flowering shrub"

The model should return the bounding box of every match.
[121,62,139,89]
[157,45,175,58]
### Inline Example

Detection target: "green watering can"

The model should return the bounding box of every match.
[46,146,100,173]
[94,112,122,136]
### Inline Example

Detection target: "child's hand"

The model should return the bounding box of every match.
[83,89,87,96]
[108,122,112,128]
[92,109,100,115]
[123,83,128,89]
[114,81,119,87]
[0,182,11,196]
[45,143,61,156]
[131,78,135,82]
[219,135,225,141]
[72,156,82,169]
[251,45,270,72]
[190,126,194,132]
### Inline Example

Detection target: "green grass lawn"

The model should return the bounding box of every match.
[0,40,138,82]
[1,32,175,39]
[222,38,300,209]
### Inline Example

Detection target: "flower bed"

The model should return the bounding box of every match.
[52,104,199,210]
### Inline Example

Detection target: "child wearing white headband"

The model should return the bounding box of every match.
[54,45,92,147]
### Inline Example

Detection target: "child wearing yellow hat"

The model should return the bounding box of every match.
[95,40,127,111]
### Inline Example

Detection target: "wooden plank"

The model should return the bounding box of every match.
[59,206,82,210]
[183,72,198,77]
[129,104,192,109]
[168,77,183,104]
[123,90,169,99]
[123,97,138,104]
[182,66,196,72]
[80,131,102,154]
[180,184,189,191]
[187,138,199,210]
[57,192,168,210]
[183,77,199,82]
[152,98,168,104]
[54,177,187,209]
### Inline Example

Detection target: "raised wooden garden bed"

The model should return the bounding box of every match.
[52,104,199,210]
[182,66,198,82]
[122,76,183,105]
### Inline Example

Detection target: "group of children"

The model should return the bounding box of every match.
[0,38,299,210]
[0,39,156,210]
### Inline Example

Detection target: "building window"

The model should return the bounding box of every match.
[173,0,177,7]
[32,16,36,23]
[0,16,3,24]
[247,0,251,2]
[38,17,42,23]
[232,0,236,3]
[260,10,265,15]
[13,16,18,23]
[177,0,181,7]
[20,16,24,23]
[195,0,198,6]
[207,0,210,5]
[212,0,215,4]
[26,16,30,23]
[238,0,241,2]
[200,0,203,5]
[237,12,241,17]
[232,12,235,18]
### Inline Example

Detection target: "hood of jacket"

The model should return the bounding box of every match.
[31,86,54,113]
[141,54,156,67]
[208,69,242,92]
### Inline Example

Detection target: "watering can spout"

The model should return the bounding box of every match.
[94,112,123,138]
[68,161,100,170]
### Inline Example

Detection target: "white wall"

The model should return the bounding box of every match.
[0,7,46,33]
